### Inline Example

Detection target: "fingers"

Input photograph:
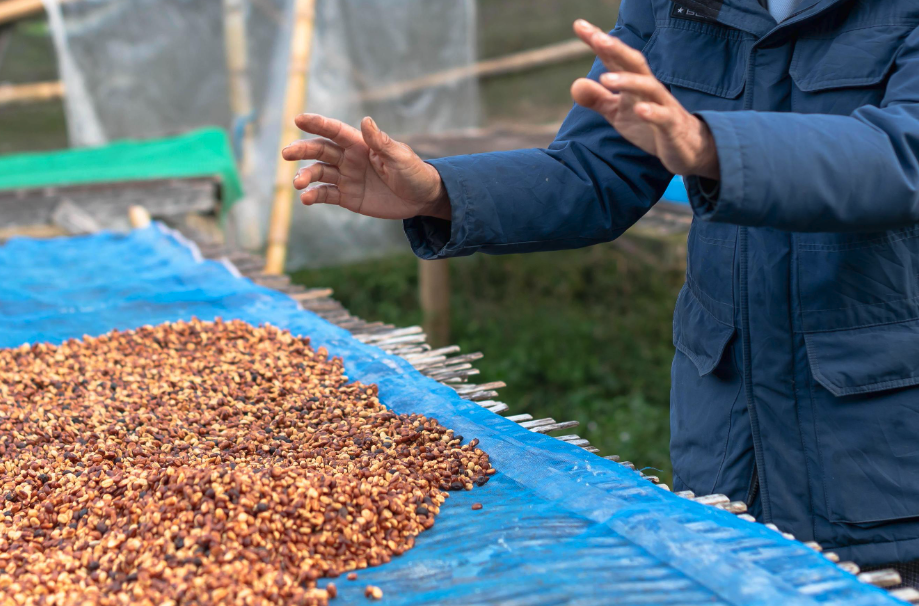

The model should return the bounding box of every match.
[293,113,363,148]
[571,78,621,117]
[299,184,341,207]
[293,163,341,189]
[634,102,679,128]
[599,72,671,105]
[360,117,414,163]
[281,138,345,164]
[573,19,651,76]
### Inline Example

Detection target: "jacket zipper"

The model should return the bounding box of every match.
[736,0,846,527]
[738,40,771,522]
[746,463,759,506]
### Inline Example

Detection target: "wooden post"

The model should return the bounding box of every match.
[128,205,151,229]
[419,259,450,347]
[264,0,316,274]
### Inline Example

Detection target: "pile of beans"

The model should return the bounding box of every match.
[0,319,494,605]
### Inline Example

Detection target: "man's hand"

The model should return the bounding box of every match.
[571,20,720,180]
[282,114,451,220]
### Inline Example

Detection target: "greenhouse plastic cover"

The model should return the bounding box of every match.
[0,226,903,606]
[42,0,479,268]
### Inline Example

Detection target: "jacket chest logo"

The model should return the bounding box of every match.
[670,1,722,23]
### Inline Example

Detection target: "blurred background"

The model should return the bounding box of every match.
[0,0,686,482]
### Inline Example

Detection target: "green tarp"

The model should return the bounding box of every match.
[0,127,242,208]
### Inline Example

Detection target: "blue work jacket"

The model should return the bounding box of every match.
[405,0,919,566]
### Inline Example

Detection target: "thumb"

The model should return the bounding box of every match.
[360,117,407,161]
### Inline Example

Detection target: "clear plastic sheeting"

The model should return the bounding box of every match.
[43,0,479,267]
[0,225,904,606]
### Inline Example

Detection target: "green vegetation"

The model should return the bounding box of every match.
[292,242,682,483]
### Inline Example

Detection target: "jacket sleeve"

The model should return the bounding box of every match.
[685,26,919,233]
[403,1,672,260]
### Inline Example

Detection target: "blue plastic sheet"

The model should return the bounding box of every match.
[0,225,902,606]
[663,176,690,204]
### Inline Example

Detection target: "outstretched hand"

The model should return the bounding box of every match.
[570,19,720,180]
[282,114,450,220]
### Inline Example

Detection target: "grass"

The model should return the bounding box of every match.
[291,241,682,483]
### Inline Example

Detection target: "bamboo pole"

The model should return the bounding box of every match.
[223,0,255,172]
[0,80,64,106]
[360,39,592,104]
[0,0,76,25]
[419,259,450,348]
[0,0,43,25]
[222,0,261,250]
[264,0,316,274]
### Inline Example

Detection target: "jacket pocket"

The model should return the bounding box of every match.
[790,24,913,112]
[673,284,735,376]
[805,320,919,397]
[687,220,737,320]
[644,20,752,110]
[794,227,919,332]
[804,320,919,524]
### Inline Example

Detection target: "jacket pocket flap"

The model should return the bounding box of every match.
[644,22,749,99]
[673,285,735,376]
[804,319,919,397]
[790,25,912,92]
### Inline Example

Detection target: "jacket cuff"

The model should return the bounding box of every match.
[685,111,747,222]
[403,158,481,260]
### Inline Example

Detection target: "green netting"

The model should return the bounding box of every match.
[0,127,242,207]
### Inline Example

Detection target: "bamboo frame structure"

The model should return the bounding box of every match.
[264,0,316,275]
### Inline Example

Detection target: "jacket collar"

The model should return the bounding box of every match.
[678,0,850,38]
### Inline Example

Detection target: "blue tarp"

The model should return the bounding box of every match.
[662,176,690,204]
[0,225,902,606]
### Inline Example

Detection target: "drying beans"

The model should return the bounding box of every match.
[0,318,494,605]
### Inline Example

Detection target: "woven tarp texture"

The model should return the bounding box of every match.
[0,226,903,606]
[0,128,242,207]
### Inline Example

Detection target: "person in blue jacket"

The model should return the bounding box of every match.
[283,0,919,573]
